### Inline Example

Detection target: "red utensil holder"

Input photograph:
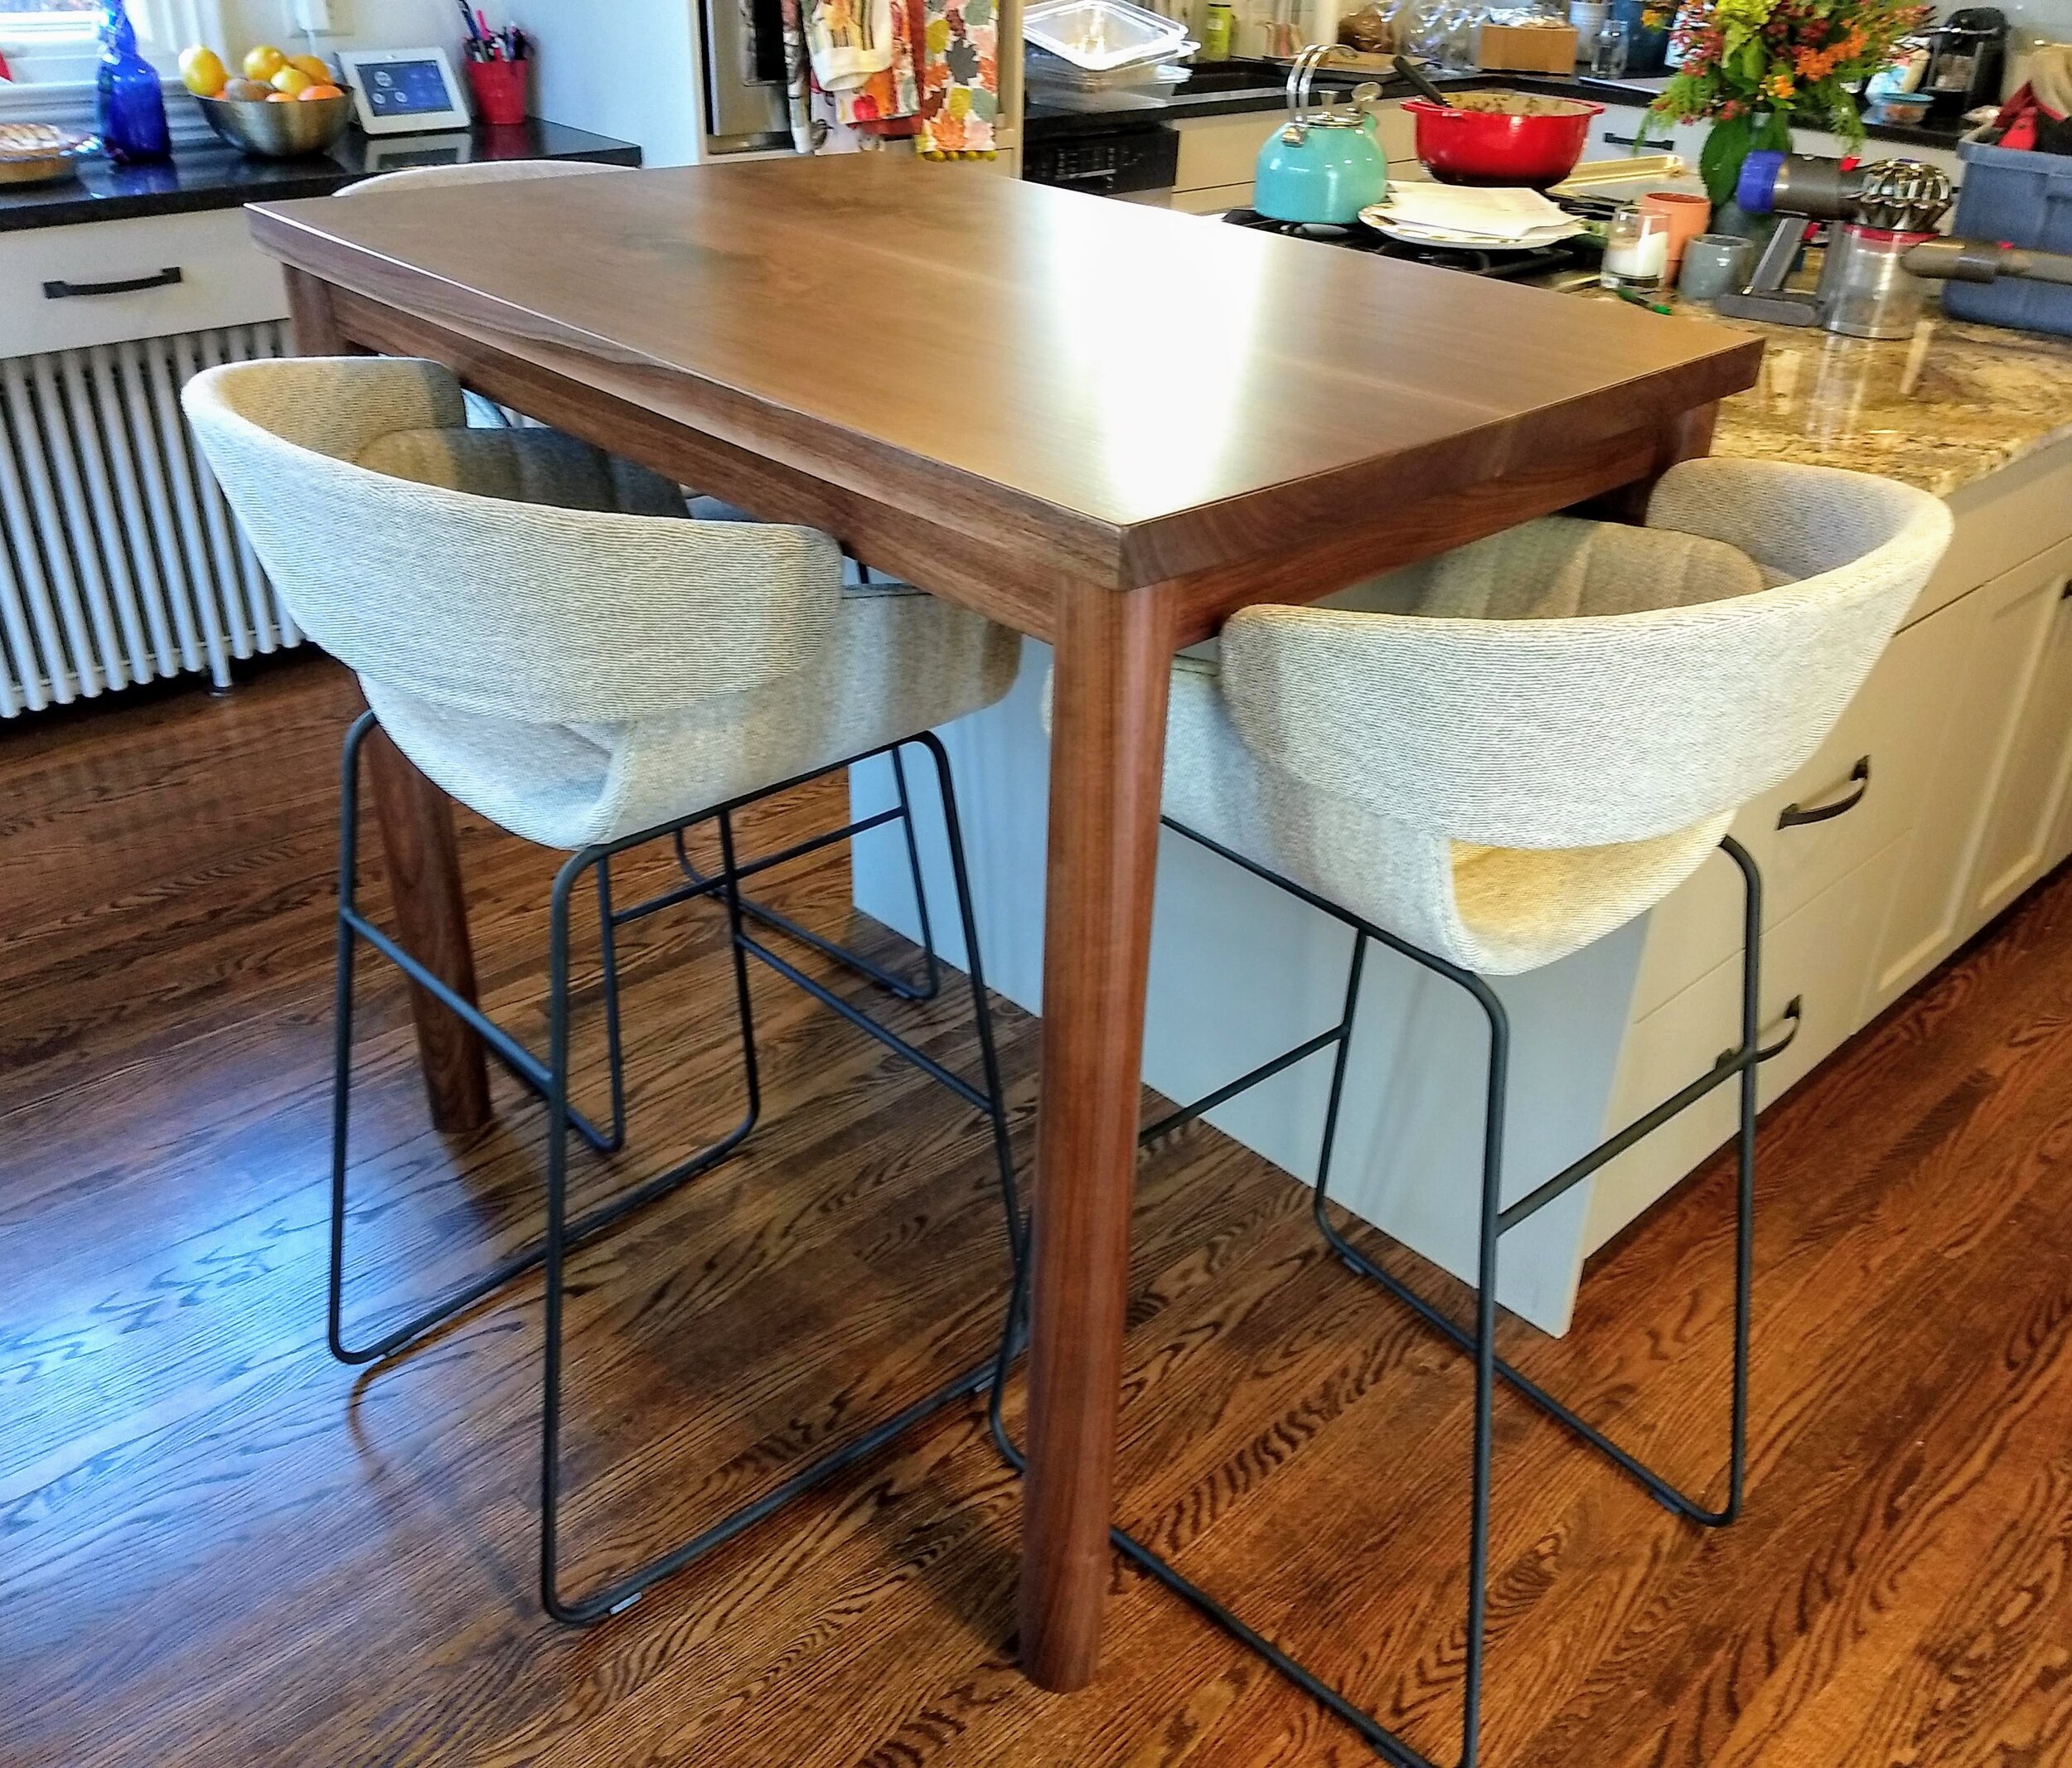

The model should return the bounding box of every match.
[467,59,527,126]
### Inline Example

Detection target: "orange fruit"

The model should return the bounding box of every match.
[264,91,295,102]
[242,44,287,81]
[299,83,344,100]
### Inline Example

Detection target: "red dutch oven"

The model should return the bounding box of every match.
[1402,96,1604,188]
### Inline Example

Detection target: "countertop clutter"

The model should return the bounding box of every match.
[0,118,638,233]
[1708,304,2072,496]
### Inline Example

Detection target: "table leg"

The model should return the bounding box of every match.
[365,724,492,1135]
[1019,580,1177,1692]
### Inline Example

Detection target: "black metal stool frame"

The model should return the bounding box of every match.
[330,712,1024,1625]
[989,825,1775,1768]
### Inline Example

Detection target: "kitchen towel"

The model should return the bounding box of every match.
[782,0,995,155]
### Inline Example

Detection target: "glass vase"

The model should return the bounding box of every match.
[97,0,172,166]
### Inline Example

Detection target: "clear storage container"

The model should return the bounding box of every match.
[1024,0,1193,70]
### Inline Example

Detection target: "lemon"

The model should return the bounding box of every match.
[178,45,227,97]
[288,53,332,83]
[242,43,288,81]
[270,65,314,96]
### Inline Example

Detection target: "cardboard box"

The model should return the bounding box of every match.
[1475,20,1578,72]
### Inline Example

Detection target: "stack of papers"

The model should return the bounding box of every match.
[1360,184,1581,249]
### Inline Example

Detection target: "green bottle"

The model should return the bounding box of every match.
[1202,0,1235,60]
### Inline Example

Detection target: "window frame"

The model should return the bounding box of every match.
[0,0,227,84]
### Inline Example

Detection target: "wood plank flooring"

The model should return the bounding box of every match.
[3,655,2070,1768]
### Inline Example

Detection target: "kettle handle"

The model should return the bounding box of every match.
[1286,42,1328,129]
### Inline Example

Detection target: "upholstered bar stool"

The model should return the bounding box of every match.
[184,355,1024,1625]
[337,157,962,1016]
[995,458,1951,1766]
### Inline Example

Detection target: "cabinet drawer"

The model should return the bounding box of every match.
[0,208,289,359]
[1175,113,1275,193]
[1629,600,1949,1019]
[1584,838,1902,1253]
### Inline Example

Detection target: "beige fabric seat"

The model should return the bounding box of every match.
[1162,458,1953,974]
[182,356,1019,849]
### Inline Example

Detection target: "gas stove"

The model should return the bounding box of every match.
[1220,206,1605,283]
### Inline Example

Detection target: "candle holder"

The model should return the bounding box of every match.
[1601,204,1672,293]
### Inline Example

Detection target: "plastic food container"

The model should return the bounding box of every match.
[1024,0,1191,70]
[1026,51,1193,108]
[1943,137,2072,338]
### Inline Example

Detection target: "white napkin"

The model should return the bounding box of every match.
[1376,184,1572,239]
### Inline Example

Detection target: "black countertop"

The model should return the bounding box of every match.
[1024,60,1973,152]
[0,118,640,234]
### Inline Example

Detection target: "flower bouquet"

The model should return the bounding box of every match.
[1644,0,1930,203]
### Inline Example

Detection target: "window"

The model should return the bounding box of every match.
[0,0,225,83]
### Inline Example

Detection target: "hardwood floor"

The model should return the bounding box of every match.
[4,655,2070,1768]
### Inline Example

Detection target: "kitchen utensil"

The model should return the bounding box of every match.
[1255,46,1390,224]
[1403,90,1601,187]
[197,89,356,157]
[1639,189,1709,274]
[1676,232,1752,302]
[0,122,94,186]
[1568,0,1609,55]
[1391,51,1453,105]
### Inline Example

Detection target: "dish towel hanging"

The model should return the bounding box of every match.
[781,0,998,157]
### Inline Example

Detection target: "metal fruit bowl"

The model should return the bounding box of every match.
[196,90,354,158]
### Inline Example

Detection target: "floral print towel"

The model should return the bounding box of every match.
[780,0,996,157]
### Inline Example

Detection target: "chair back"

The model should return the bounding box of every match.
[182,356,843,725]
[1218,458,1953,849]
[337,158,623,199]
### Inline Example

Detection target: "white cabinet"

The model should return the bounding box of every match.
[1630,598,1953,1019]
[1585,837,1904,1252]
[1965,542,2072,925]
[0,207,288,358]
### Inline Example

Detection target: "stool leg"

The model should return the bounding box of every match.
[1461,977,1511,1768]
[327,711,376,1367]
[913,729,1021,1255]
[593,857,627,1155]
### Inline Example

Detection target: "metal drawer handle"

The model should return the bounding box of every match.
[1755,996,1803,1062]
[1721,995,1803,1069]
[42,266,184,300]
[1603,128,1673,148]
[1777,756,1870,828]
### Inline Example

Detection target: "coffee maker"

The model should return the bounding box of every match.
[1924,7,2007,122]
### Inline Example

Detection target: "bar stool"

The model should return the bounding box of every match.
[336,156,963,1024]
[183,354,1024,1625]
[993,458,1951,1766]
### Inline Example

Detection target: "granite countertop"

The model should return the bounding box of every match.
[0,119,639,233]
[1706,303,2072,496]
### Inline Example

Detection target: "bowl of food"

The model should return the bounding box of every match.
[0,122,95,187]
[1403,90,1603,188]
[185,43,355,157]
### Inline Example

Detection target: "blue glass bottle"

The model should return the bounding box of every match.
[97,1,172,165]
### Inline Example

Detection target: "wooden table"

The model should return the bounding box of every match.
[247,156,1762,1691]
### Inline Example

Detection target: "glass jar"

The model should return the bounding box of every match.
[1600,205,1671,290]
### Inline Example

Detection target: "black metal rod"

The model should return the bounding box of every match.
[736,930,995,1116]
[628,806,906,927]
[1139,1024,1348,1148]
[1493,1044,1750,1235]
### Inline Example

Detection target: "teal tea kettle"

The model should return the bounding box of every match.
[1254,46,1389,225]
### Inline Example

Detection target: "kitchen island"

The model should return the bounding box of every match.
[855,298,2072,1333]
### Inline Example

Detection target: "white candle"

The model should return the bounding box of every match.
[1605,213,1671,283]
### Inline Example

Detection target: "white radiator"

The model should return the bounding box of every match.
[0,321,303,717]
